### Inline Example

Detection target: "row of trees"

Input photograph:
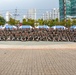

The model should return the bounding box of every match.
[0,17,20,26]
[8,18,20,25]
[22,18,76,27]
[0,16,76,27]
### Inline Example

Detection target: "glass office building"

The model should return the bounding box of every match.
[71,0,76,16]
[59,0,76,21]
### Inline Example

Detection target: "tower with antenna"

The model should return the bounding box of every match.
[13,8,19,25]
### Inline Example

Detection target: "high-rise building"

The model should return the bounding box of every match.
[42,11,51,20]
[45,11,51,20]
[59,0,76,21]
[71,0,76,17]
[42,9,59,20]
[27,9,36,20]
[51,8,60,20]
[6,11,12,22]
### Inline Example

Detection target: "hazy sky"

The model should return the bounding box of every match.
[0,0,59,10]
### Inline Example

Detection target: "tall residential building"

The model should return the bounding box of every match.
[42,13,45,20]
[51,8,60,20]
[6,11,11,22]
[45,11,51,20]
[59,0,76,21]
[42,9,59,20]
[27,9,36,20]
[42,11,51,20]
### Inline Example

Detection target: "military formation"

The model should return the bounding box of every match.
[0,28,76,42]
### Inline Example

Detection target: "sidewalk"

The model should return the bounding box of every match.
[0,41,76,50]
[0,44,76,75]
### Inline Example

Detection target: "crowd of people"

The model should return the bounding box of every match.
[0,28,76,42]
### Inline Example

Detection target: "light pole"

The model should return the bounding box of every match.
[13,9,19,25]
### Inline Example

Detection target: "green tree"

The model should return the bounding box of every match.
[15,20,20,25]
[38,19,44,25]
[55,18,59,22]
[28,19,35,27]
[0,16,6,25]
[53,18,60,25]
[8,18,15,25]
[66,19,72,27]
[59,20,65,26]
[72,19,76,25]
[47,20,54,27]
[8,18,20,25]
[22,19,27,25]
[22,19,35,27]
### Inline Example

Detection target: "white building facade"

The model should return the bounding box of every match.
[27,9,36,20]
[51,8,60,20]
[42,8,60,20]
[5,11,12,22]
[42,11,51,20]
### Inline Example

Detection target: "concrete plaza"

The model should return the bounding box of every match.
[0,41,76,75]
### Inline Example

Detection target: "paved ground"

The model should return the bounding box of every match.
[0,42,76,75]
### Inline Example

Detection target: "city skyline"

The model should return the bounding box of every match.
[5,8,60,22]
[0,0,59,21]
